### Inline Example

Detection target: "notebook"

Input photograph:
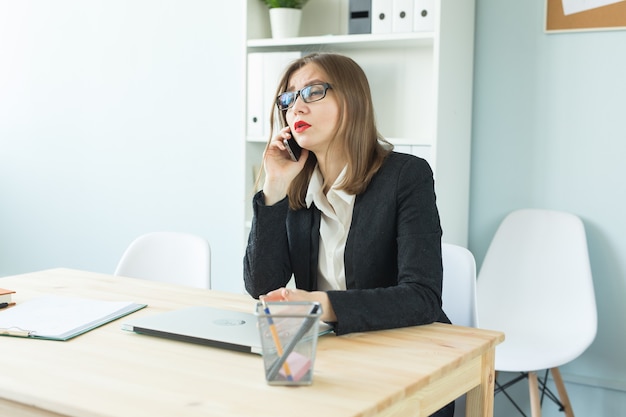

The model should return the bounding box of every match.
[0,295,146,341]
[121,305,333,354]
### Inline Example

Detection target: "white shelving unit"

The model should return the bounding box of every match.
[244,0,475,246]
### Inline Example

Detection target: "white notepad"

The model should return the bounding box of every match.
[0,295,146,340]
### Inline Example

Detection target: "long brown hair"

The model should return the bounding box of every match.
[267,53,391,210]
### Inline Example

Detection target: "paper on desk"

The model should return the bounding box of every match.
[0,295,146,340]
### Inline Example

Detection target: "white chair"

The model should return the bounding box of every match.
[115,232,211,289]
[476,209,597,417]
[442,243,479,328]
[441,242,479,417]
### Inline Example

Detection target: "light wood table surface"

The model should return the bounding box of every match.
[0,268,503,417]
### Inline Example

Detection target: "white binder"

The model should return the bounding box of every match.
[246,53,265,138]
[246,52,301,140]
[372,0,393,34]
[392,0,414,33]
[413,0,435,32]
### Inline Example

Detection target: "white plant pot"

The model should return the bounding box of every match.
[269,8,302,39]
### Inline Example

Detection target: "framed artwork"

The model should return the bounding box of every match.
[546,0,626,32]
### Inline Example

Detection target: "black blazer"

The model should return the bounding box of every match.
[244,152,450,335]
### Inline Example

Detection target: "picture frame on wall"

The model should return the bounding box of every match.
[546,0,626,32]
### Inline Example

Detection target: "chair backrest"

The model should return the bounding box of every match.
[114,232,211,289]
[476,209,597,369]
[441,243,478,328]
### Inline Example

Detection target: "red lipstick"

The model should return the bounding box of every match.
[294,120,311,133]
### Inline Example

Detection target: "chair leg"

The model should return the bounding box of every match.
[550,367,574,417]
[528,372,542,417]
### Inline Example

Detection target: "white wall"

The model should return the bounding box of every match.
[470,0,626,414]
[0,1,246,293]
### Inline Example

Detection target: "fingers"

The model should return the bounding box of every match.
[262,287,293,302]
[270,127,291,150]
[278,126,292,141]
[262,288,288,301]
[264,126,307,171]
[264,128,292,160]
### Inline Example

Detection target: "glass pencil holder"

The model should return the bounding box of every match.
[256,301,322,386]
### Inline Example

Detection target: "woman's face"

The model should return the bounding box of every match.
[284,63,340,157]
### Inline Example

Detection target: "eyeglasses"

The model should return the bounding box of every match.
[276,83,332,111]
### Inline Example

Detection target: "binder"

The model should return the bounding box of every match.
[246,53,265,138]
[247,52,301,140]
[371,0,392,34]
[392,0,414,33]
[0,295,146,341]
[413,0,435,32]
[349,0,372,34]
[263,52,301,137]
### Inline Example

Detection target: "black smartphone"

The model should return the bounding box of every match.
[283,137,302,162]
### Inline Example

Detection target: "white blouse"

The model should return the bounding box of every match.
[305,166,355,291]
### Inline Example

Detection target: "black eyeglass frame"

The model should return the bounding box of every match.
[276,83,333,111]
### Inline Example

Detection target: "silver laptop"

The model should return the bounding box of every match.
[122,305,332,354]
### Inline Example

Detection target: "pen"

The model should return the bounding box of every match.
[267,303,320,381]
[261,298,294,382]
[0,302,16,309]
[0,328,30,337]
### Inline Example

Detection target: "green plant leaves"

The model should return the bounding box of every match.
[261,0,308,9]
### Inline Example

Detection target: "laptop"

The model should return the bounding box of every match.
[121,305,332,354]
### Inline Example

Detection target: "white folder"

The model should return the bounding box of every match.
[246,53,264,138]
[372,0,393,34]
[261,52,301,138]
[246,52,301,140]
[413,0,435,32]
[392,0,414,33]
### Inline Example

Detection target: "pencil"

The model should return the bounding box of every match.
[261,298,293,382]
[267,303,319,381]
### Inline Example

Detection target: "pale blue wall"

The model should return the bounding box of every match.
[0,1,247,293]
[471,0,626,414]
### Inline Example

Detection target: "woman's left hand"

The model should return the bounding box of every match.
[262,288,337,323]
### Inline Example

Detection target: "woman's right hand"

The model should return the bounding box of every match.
[262,127,308,206]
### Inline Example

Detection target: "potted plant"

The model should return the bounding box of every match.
[261,0,309,39]
[262,0,308,7]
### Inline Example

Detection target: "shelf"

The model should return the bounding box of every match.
[387,137,432,146]
[246,137,432,146]
[247,136,268,143]
[247,32,435,51]
[243,0,475,246]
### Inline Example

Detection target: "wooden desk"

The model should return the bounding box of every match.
[0,269,503,417]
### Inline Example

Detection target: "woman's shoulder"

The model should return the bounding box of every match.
[364,151,433,193]
[383,151,433,175]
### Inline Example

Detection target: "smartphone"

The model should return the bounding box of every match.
[283,137,302,162]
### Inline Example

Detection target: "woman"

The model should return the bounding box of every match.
[243,52,454,416]
[244,51,450,330]
[245,52,450,333]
